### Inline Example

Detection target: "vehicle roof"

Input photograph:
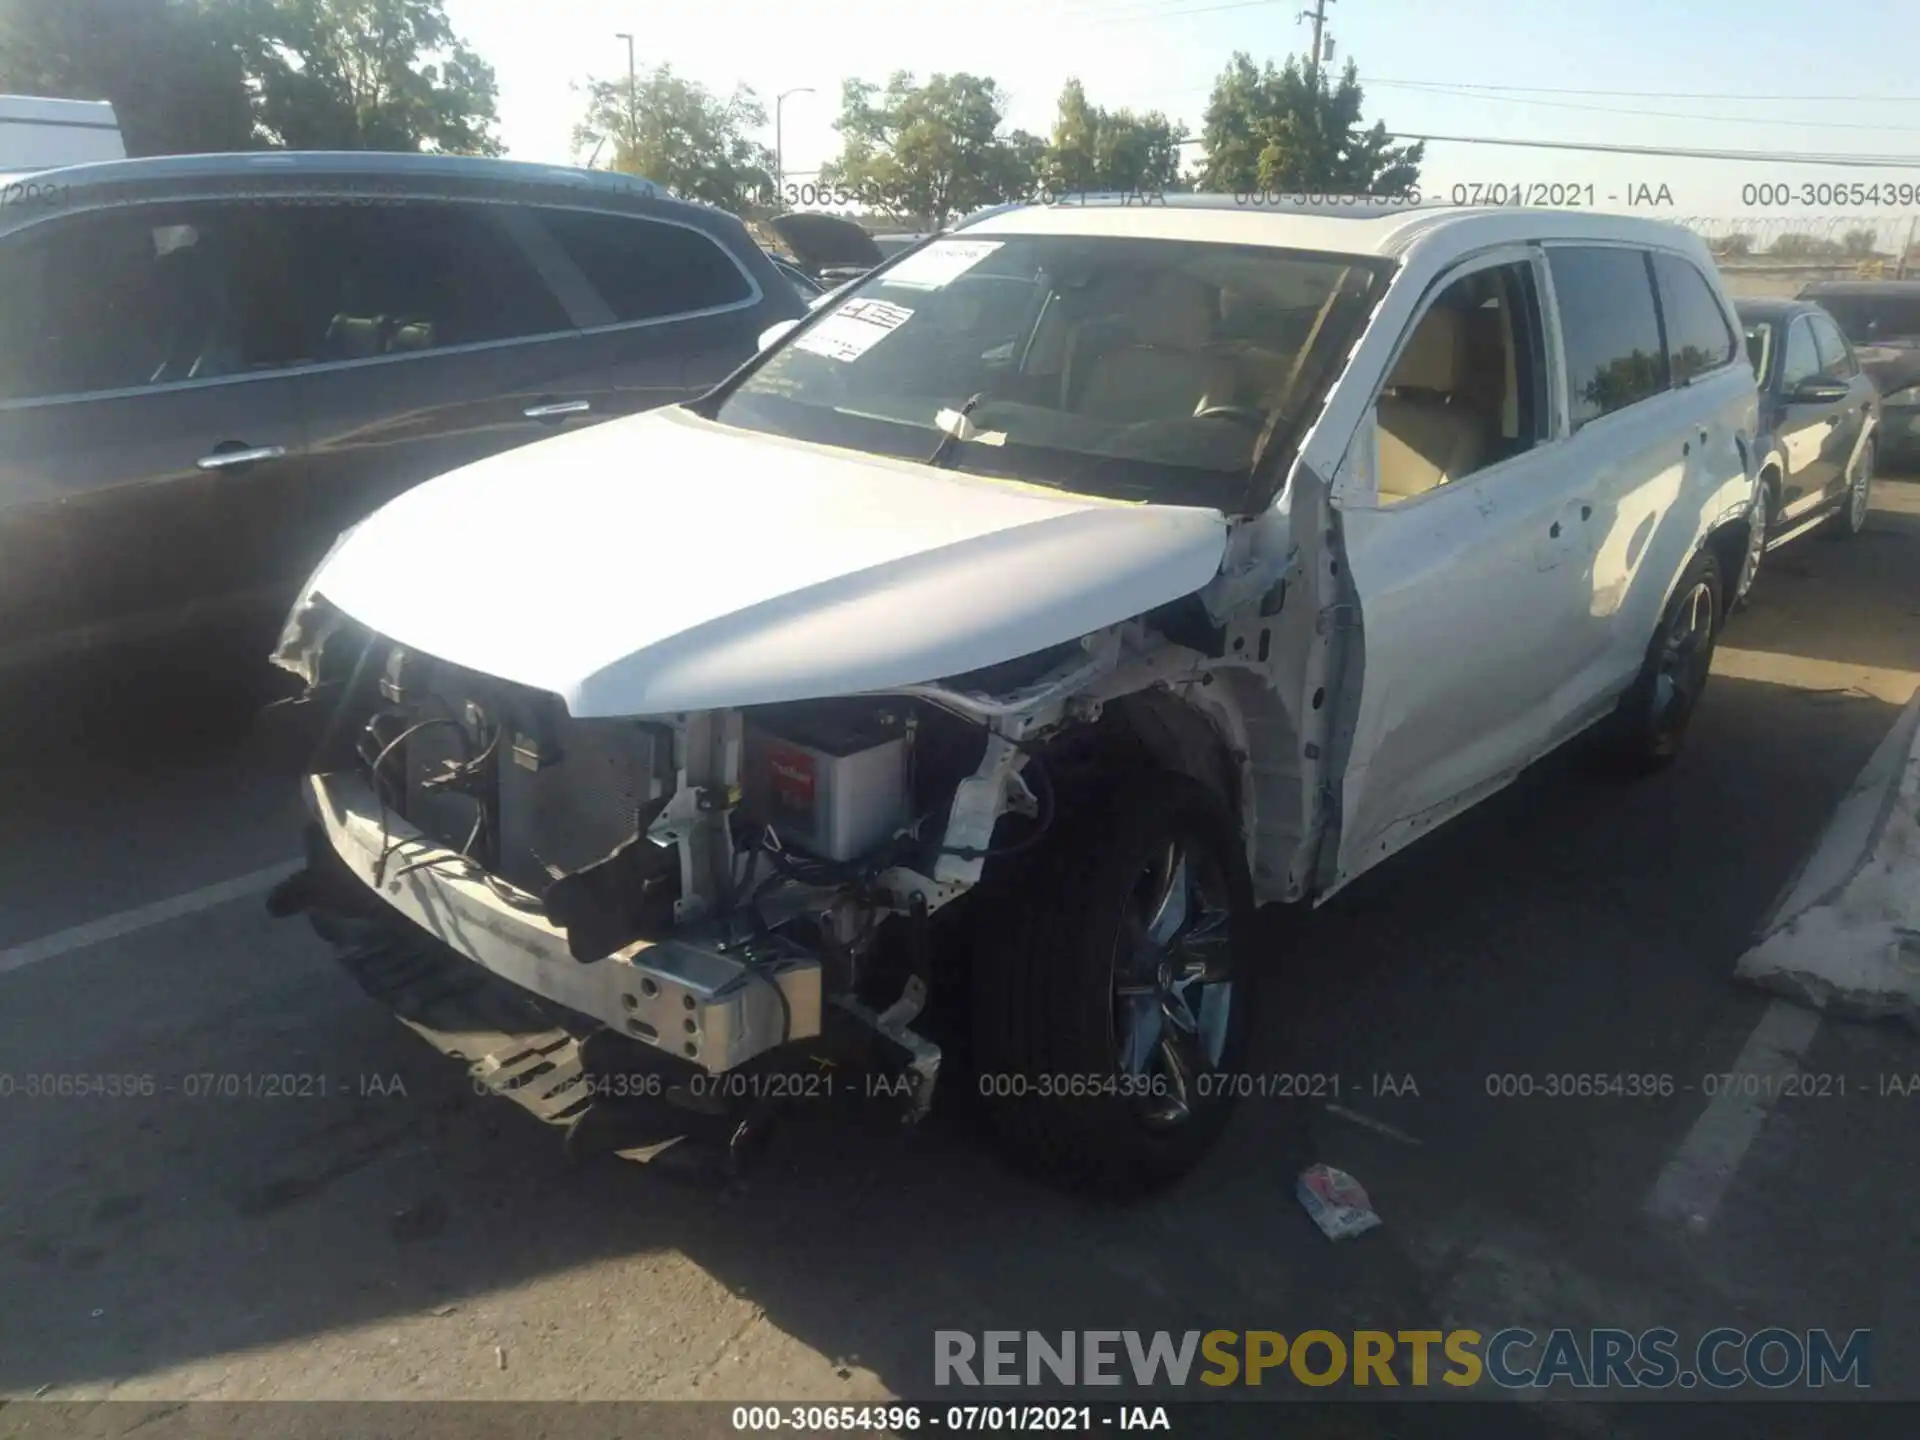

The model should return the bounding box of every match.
[954,195,1716,264]
[0,94,119,125]
[25,149,669,201]
[1734,297,1820,321]
[1798,279,1920,297]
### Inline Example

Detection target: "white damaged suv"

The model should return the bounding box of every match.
[267,197,1758,1194]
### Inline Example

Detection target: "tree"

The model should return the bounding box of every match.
[0,0,254,154]
[1842,227,1878,259]
[571,65,774,211]
[1577,351,1667,415]
[230,0,502,154]
[1198,53,1421,195]
[1714,232,1754,258]
[1040,78,1185,196]
[821,72,1040,224]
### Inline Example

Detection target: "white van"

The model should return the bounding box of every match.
[269,198,1760,1194]
[0,95,125,183]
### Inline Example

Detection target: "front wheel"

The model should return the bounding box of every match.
[1732,474,1773,610]
[1828,437,1875,538]
[1596,549,1723,773]
[971,771,1256,1196]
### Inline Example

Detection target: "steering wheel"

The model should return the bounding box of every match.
[1193,404,1266,429]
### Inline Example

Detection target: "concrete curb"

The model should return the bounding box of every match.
[1734,685,1920,1029]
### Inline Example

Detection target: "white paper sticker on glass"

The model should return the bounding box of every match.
[790,298,916,363]
[880,240,1003,291]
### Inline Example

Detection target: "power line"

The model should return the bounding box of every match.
[1362,77,1920,105]
[1366,79,1920,135]
[1382,131,1920,167]
[1034,0,1292,26]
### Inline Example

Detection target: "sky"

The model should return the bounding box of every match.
[444,0,1920,247]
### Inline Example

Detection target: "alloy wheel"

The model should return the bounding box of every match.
[1739,482,1771,602]
[1651,579,1716,736]
[1110,840,1236,1130]
[1848,443,1874,532]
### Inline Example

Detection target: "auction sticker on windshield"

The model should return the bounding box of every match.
[881,239,1003,290]
[792,298,915,362]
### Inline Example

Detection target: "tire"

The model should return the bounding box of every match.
[1596,549,1723,773]
[1827,436,1874,539]
[970,771,1256,1197]
[1732,473,1774,611]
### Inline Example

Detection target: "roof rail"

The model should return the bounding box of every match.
[950,190,1434,228]
[20,149,668,198]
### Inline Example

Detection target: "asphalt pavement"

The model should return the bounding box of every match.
[2,482,1918,1439]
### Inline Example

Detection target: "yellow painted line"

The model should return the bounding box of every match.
[1713,646,1920,705]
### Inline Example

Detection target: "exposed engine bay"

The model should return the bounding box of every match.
[264,598,1171,1145]
[257,513,1327,1182]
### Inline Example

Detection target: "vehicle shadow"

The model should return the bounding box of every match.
[1730,491,1920,678]
[1,667,1903,1414]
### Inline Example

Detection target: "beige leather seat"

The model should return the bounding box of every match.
[1376,308,1487,503]
[1075,273,1236,423]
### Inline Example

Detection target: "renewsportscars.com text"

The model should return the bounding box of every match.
[934,1328,1871,1391]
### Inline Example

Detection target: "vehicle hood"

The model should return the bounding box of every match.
[767,213,885,272]
[308,409,1231,716]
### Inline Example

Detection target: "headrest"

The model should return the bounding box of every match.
[1390,307,1464,392]
[1134,271,1216,349]
[325,315,386,360]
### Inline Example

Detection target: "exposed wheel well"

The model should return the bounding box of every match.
[1707,519,1750,610]
[1709,464,1772,609]
[1044,692,1242,825]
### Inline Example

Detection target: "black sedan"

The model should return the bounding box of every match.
[1731,297,1880,602]
[1797,279,1920,471]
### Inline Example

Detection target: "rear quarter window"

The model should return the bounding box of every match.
[1548,245,1670,431]
[539,209,754,324]
[1651,252,1736,384]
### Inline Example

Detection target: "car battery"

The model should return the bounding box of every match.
[743,709,910,864]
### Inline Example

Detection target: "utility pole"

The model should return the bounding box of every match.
[1298,0,1335,81]
[775,88,815,202]
[614,32,637,170]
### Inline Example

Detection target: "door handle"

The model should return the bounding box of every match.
[523,400,592,421]
[196,444,287,470]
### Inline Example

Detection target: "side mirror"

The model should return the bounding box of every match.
[757,319,800,353]
[1790,378,1850,405]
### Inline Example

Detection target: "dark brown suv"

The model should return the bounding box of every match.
[0,152,805,677]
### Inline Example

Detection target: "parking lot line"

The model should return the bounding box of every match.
[1712,647,1920,705]
[1643,998,1822,1230]
[0,860,301,978]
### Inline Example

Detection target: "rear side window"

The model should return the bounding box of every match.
[1548,246,1669,431]
[1651,252,1735,384]
[0,198,573,402]
[538,210,753,324]
[271,201,571,361]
